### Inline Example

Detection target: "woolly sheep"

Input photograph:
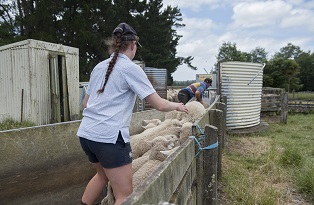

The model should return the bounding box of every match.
[165,110,179,120]
[142,119,162,126]
[141,118,162,130]
[179,122,193,144]
[177,101,206,123]
[130,119,181,159]
[132,155,149,173]
[132,159,163,188]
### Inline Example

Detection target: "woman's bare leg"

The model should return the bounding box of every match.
[104,163,133,205]
[81,162,109,205]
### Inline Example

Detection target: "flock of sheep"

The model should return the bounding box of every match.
[101,99,208,205]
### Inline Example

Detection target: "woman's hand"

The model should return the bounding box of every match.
[176,102,189,113]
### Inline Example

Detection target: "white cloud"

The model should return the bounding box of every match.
[231,1,292,28]
[280,8,314,32]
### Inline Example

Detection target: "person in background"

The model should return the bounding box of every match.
[177,78,212,105]
[77,22,188,205]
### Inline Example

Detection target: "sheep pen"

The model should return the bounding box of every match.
[101,101,208,205]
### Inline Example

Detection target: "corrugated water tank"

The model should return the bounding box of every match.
[220,62,265,129]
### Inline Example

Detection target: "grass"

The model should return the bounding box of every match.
[289,92,314,100]
[0,118,35,131]
[221,114,314,204]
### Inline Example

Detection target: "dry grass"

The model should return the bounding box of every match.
[220,115,314,205]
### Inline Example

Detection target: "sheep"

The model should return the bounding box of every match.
[146,134,180,149]
[167,89,179,102]
[178,122,193,144]
[177,101,206,123]
[130,119,181,159]
[132,159,163,188]
[165,110,179,120]
[132,155,149,173]
[142,119,162,130]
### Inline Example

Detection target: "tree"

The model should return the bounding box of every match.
[296,51,314,91]
[215,41,244,67]
[248,47,268,63]
[263,57,301,91]
[1,0,189,84]
[273,43,303,59]
[136,0,185,85]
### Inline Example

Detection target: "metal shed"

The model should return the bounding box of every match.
[0,39,80,125]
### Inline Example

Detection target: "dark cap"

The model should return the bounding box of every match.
[204,78,212,83]
[113,22,137,36]
[112,22,142,47]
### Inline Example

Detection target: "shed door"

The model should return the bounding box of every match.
[49,54,70,123]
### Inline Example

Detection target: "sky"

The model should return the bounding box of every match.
[161,0,314,81]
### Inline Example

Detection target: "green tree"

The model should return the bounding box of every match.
[263,58,301,91]
[215,41,244,66]
[273,43,303,59]
[0,0,19,45]
[248,47,268,63]
[296,51,314,91]
[136,0,185,85]
[1,0,190,84]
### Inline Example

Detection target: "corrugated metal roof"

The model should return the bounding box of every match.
[220,61,265,129]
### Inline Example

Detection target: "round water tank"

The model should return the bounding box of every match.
[220,62,265,129]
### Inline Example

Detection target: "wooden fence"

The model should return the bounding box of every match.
[288,100,314,113]
[261,87,314,118]
[261,87,288,123]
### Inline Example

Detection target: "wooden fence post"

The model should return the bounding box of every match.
[281,92,288,124]
[209,109,223,181]
[204,124,218,205]
[220,96,228,147]
[192,125,204,205]
[216,102,226,149]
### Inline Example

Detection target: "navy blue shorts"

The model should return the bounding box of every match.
[79,132,132,168]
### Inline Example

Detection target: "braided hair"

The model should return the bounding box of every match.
[97,34,134,94]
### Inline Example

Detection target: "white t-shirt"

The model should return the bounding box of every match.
[77,53,156,143]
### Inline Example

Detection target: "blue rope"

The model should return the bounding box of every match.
[195,124,205,141]
[80,86,86,104]
[189,136,218,157]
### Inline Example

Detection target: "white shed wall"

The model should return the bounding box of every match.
[0,39,79,125]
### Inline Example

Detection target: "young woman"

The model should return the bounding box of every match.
[77,22,188,205]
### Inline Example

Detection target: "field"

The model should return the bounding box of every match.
[220,114,314,205]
